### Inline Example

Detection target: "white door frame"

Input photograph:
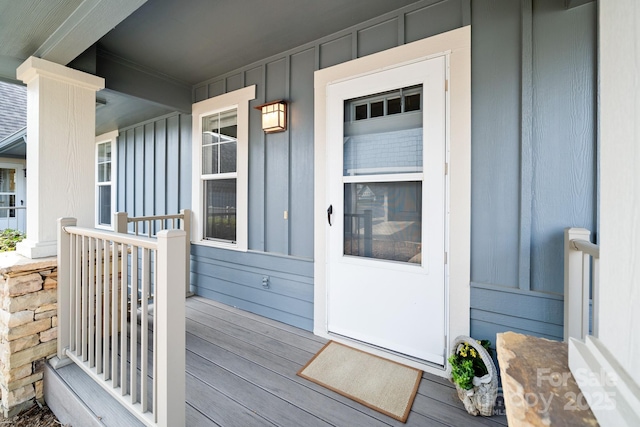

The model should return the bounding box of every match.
[313,26,471,376]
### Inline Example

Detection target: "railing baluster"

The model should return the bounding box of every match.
[82,236,88,361]
[592,257,600,337]
[75,235,82,355]
[112,242,119,388]
[96,238,103,374]
[141,247,150,413]
[153,247,158,423]
[120,243,128,395]
[88,237,95,367]
[69,232,77,354]
[103,240,111,380]
[582,252,590,338]
[131,245,139,404]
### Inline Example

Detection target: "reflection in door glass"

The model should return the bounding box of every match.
[343,181,422,264]
[343,85,422,176]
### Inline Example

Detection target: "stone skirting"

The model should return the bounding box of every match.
[0,252,57,417]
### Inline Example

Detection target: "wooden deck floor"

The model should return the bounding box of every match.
[48,296,508,426]
[182,296,508,427]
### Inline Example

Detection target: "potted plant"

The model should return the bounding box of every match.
[448,335,498,416]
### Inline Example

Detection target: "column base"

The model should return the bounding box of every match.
[16,239,57,259]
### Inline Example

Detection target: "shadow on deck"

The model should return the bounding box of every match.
[45,296,508,426]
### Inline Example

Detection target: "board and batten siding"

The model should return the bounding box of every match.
[190,0,471,332]
[470,0,596,342]
[116,112,192,226]
[118,0,596,336]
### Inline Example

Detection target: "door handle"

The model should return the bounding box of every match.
[327,204,333,226]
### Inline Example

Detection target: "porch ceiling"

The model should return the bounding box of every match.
[0,0,424,134]
[97,0,423,85]
[0,0,147,84]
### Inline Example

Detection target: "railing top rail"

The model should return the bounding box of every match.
[126,213,184,223]
[0,206,26,209]
[63,225,158,250]
[571,238,600,259]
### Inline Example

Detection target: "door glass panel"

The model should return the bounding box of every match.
[343,85,423,176]
[370,100,384,118]
[342,85,424,264]
[387,97,401,115]
[344,181,422,263]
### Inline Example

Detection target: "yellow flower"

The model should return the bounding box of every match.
[470,348,477,358]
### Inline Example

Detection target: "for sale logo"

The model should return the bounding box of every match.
[498,368,616,416]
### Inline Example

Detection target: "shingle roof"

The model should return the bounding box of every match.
[0,81,27,141]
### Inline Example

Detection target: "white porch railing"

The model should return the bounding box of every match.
[113,210,191,297]
[56,217,186,427]
[564,227,600,340]
[0,205,26,233]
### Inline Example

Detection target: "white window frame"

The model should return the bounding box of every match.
[95,130,118,230]
[192,85,255,251]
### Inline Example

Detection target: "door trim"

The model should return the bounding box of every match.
[313,26,471,376]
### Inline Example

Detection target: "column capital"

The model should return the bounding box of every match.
[17,56,104,91]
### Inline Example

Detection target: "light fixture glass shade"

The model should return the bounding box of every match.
[256,101,287,133]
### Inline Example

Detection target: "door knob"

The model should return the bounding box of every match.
[327,205,333,226]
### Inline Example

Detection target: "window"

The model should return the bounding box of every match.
[192,86,255,250]
[95,131,118,229]
[0,168,17,218]
[202,109,238,242]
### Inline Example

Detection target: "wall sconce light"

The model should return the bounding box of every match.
[255,100,287,133]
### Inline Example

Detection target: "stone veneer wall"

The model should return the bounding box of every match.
[0,253,57,417]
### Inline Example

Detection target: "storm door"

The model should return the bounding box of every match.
[326,57,447,365]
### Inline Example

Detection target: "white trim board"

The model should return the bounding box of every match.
[313,26,471,376]
[569,336,640,426]
[191,85,256,252]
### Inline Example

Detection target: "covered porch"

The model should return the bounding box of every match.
[46,296,508,427]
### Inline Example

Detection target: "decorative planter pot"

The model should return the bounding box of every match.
[450,336,498,417]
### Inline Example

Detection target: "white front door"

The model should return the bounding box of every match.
[326,57,447,365]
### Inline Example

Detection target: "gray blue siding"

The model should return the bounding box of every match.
[190,0,471,332]
[470,0,596,342]
[118,0,597,338]
[191,245,314,331]
[117,112,192,222]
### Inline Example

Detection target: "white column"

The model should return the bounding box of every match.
[568,3,640,426]
[15,57,104,258]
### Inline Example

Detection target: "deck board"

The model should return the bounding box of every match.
[186,372,279,427]
[51,296,508,427]
[185,297,508,427]
[186,319,421,427]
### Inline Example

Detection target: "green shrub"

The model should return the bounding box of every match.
[0,229,25,252]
